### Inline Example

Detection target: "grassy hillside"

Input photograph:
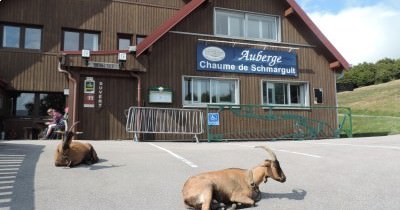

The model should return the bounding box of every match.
[337,80,400,136]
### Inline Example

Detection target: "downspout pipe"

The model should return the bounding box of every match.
[57,57,78,132]
[129,72,142,107]
[129,72,142,142]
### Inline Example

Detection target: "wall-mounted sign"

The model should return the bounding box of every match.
[208,113,220,126]
[97,81,104,108]
[84,77,95,108]
[84,77,95,94]
[88,61,120,70]
[148,86,172,103]
[197,43,298,77]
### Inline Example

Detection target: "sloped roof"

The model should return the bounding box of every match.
[135,0,206,56]
[136,0,350,70]
[286,0,349,69]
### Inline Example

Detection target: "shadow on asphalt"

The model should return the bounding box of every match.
[60,158,125,171]
[0,142,44,210]
[262,188,307,200]
[88,159,124,171]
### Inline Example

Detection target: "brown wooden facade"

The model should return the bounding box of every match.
[0,0,348,140]
[0,0,183,139]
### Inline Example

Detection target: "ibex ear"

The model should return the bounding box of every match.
[262,160,272,167]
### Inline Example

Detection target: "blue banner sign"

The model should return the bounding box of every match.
[197,43,298,77]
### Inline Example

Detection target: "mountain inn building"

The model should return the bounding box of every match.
[0,0,349,140]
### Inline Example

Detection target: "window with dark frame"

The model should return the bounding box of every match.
[314,88,323,104]
[118,34,132,50]
[13,92,65,117]
[62,29,99,51]
[262,81,309,107]
[183,76,239,106]
[0,23,42,50]
[136,35,146,45]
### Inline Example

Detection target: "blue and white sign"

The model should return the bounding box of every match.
[197,43,298,77]
[208,113,220,126]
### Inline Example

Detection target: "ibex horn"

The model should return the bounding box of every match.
[255,146,277,161]
[68,121,80,132]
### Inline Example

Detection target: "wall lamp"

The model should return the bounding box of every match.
[82,49,90,65]
[118,52,127,69]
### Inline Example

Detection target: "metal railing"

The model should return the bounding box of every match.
[206,104,352,142]
[126,106,204,142]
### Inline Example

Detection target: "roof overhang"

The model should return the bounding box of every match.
[135,0,206,57]
[285,0,350,70]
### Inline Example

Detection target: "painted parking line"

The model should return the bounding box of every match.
[273,149,322,158]
[148,143,198,168]
[229,143,322,158]
[300,141,400,150]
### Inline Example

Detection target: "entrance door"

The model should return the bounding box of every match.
[78,75,136,140]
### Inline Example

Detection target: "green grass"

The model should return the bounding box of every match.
[337,80,400,136]
[349,116,400,136]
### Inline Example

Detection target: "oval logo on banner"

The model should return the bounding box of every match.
[202,46,226,62]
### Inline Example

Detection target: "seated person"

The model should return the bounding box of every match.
[42,108,64,139]
[63,107,69,121]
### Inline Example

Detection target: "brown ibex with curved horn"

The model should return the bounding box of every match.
[182,145,286,210]
[54,121,99,167]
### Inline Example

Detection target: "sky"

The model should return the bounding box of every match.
[296,0,400,65]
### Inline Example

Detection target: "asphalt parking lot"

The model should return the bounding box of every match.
[1,135,400,210]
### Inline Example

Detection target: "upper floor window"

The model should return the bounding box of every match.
[118,34,132,50]
[262,81,309,107]
[63,30,99,51]
[1,24,42,50]
[117,34,145,50]
[214,8,280,42]
[183,76,239,107]
[136,35,146,45]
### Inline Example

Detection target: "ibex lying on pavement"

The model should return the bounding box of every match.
[54,121,99,167]
[182,146,286,210]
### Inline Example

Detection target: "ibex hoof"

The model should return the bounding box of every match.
[227,203,237,210]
